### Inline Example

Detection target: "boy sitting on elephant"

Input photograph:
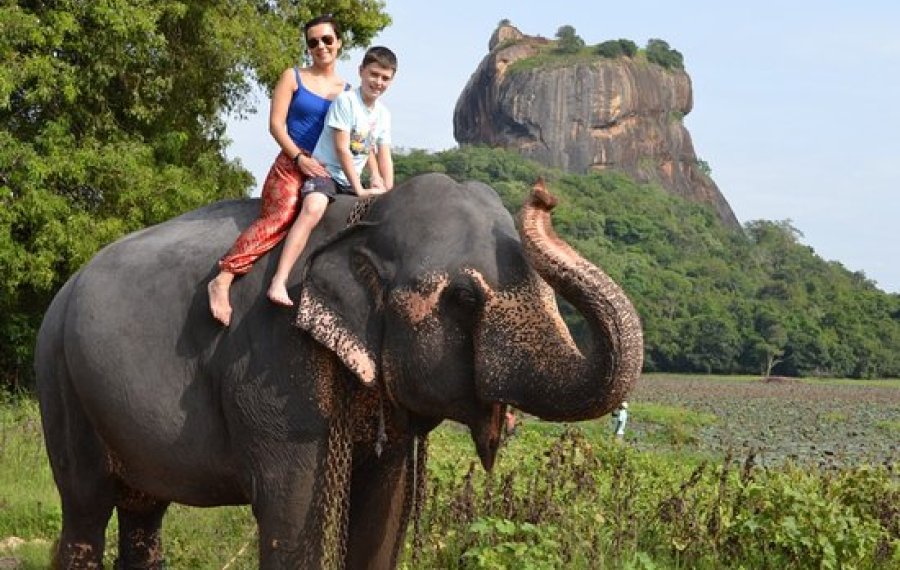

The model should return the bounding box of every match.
[267,46,398,307]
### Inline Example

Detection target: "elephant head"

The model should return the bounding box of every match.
[296,173,643,470]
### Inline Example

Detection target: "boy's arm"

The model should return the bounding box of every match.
[366,152,385,190]
[376,143,393,190]
[333,129,373,196]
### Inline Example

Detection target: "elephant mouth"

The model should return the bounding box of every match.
[471,403,505,471]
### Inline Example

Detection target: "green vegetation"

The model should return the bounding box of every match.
[394,147,900,379]
[4,6,899,388]
[595,38,639,59]
[0,1,390,388]
[554,25,585,54]
[1,387,897,568]
[645,38,685,70]
[507,33,683,75]
[632,403,717,446]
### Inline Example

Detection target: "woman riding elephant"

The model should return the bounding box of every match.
[208,14,349,326]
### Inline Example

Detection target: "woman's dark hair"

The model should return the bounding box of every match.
[303,14,341,40]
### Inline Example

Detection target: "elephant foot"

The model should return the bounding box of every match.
[267,280,294,307]
[208,274,234,326]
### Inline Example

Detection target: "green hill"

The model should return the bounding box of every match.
[395,146,900,379]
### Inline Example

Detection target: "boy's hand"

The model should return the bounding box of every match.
[359,187,387,197]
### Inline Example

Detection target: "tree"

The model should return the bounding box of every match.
[555,25,585,54]
[0,1,390,388]
[596,39,637,59]
[645,38,684,70]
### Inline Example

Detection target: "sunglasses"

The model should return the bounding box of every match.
[307,35,336,49]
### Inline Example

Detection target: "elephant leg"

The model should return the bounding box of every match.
[345,439,414,570]
[57,496,115,569]
[42,372,116,568]
[114,493,169,569]
[251,443,325,569]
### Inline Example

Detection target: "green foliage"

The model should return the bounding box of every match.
[402,424,898,569]
[2,387,897,567]
[645,38,685,70]
[554,25,585,54]
[596,39,638,59]
[394,147,900,378]
[633,403,717,446]
[0,1,390,388]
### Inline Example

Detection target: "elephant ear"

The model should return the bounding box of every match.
[294,227,387,387]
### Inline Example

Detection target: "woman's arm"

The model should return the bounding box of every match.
[269,68,328,178]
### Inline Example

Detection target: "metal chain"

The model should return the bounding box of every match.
[319,375,354,569]
[293,197,377,568]
[346,196,376,226]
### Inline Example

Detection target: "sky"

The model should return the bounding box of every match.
[226,0,900,293]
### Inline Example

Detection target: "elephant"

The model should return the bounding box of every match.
[35,172,643,569]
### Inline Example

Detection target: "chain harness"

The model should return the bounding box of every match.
[308,195,429,568]
[317,371,354,570]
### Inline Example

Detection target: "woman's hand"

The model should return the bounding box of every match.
[297,154,329,178]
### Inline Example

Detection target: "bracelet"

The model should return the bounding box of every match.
[293,151,304,166]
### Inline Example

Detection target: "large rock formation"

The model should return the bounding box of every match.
[454,24,740,228]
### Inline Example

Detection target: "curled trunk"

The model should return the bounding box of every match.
[477,180,643,421]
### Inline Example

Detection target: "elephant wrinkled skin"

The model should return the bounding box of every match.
[35,172,642,568]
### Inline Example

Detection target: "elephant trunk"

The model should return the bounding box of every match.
[477,180,643,421]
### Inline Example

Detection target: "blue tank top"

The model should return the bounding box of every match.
[286,68,348,153]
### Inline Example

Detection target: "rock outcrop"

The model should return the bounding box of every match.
[454,24,740,228]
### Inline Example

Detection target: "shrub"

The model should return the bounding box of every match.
[596,39,638,59]
[645,38,685,70]
[555,25,585,54]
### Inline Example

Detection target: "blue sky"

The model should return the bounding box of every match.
[226,0,900,293]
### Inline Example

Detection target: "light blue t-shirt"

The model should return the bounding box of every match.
[312,88,391,188]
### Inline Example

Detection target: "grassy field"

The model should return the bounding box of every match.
[1,375,898,568]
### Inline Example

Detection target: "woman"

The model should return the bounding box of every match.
[208,14,347,326]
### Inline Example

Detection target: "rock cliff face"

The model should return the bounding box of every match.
[454,25,740,228]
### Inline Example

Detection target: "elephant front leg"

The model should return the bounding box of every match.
[251,439,342,569]
[345,438,417,570]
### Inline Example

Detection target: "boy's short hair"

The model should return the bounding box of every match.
[361,46,397,73]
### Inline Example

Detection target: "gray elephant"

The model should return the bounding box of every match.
[35,173,643,569]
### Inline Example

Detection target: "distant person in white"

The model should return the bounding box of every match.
[612,401,628,438]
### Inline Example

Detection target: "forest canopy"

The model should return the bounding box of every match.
[394,146,900,379]
[2,3,897,387]
[0,0,390,387]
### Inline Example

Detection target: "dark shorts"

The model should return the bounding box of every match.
[300,176,354,202]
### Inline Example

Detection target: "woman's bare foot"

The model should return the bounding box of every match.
[267,279,294,307]
[208,272,234,326]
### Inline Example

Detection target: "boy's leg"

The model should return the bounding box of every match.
[267,185,332,306]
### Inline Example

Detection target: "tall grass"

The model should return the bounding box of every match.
[1,393,897,568]
[401,426,899,569]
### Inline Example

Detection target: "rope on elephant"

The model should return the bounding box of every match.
[411,435,429,561]
[396,434,429,566]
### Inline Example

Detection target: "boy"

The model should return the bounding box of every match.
[267,46,397,306]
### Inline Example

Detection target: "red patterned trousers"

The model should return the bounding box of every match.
[218,152,306,275]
